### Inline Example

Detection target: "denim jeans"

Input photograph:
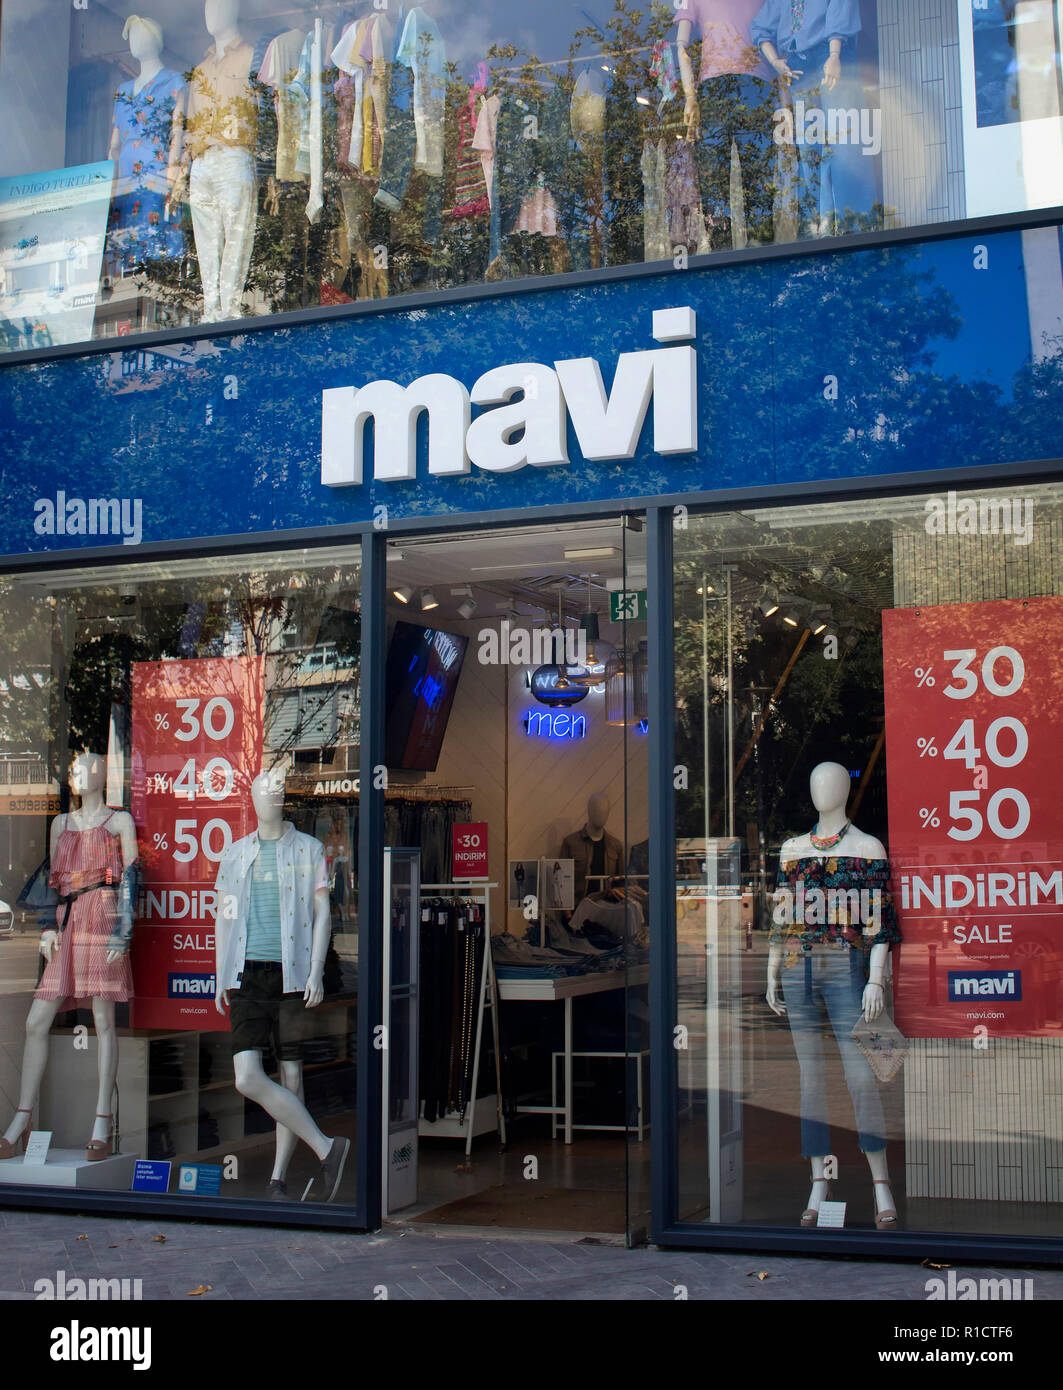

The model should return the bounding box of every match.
[781,40,877,235]
[781,945,886,1156]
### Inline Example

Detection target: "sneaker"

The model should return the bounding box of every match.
[301,1136,350,1203]
[267,1179,288,1200]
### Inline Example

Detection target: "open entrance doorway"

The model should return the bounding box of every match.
[379,515,650,1240]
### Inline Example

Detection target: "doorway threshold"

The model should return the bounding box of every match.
[383,1217,628,1246]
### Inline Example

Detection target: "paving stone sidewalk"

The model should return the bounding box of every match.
[3,1208,1063,1300]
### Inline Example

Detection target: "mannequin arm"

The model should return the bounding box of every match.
[676,19,699,139]
[304,885,331,1007]
[39,814,66,962]
[105,812,139,961]
[766,942,786,1014]
[862,942,888,1021]
[759,41,801,83]
[822,37,843,90]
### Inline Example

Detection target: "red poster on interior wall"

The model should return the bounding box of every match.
[882,598,1063,1038]
[452,822,488,881]
[130,657,264,1030]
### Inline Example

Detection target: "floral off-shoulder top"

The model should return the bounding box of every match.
[771,855,901,958]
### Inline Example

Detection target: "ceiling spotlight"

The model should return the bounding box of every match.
[809,607,831,635]
[420,588,438,611]
[696,583,716,596]
[758,592,779,618]
[782,609,800,627]
[392,585,414,605]
[457,596,477,620]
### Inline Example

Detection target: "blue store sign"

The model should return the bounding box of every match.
[0,225,1056,557]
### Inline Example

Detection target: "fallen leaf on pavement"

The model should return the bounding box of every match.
[747,1270,772,1280]
[152,1235,166,1243]
[187,1285,212,1297]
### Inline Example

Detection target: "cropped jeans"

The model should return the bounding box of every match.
[781,944,886,1157]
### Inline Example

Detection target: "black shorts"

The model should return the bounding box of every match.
[229,960,315,1062]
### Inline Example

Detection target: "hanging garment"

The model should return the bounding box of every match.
[641,139,671,260]
[107,67,187,270]
[37,815,132,1005]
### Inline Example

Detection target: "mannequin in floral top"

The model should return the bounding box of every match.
[767,760,901,1230]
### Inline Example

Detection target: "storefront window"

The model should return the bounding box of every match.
[0,1,1057,353]
[673,482,1063,1237]
[0,543,361,1208]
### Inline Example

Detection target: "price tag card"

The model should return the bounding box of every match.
[815,1200,847,1229]
[22,1130,52,1165]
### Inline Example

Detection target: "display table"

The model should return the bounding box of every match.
[0,1149,140,1189]
[496,964,650,1143]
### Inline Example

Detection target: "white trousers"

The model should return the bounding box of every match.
[190,146,257,323]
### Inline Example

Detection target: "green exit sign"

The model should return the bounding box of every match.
[609,589,647,622]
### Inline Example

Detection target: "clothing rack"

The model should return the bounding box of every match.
[386,785,475,800]
[418,882,506,1155]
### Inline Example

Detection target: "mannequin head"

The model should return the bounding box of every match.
[123,15,163,62]
[809,762,851,817]
[251,764,285,821]
[205,0,241,40]
[69,752,107,799]
[587,793,610,833]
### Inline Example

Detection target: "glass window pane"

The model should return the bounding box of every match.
[674,482,1063,1238]
[1,1,1060,354]
[0,543,361,1209]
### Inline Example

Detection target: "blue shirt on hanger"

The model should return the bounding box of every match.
[750,0,861,55]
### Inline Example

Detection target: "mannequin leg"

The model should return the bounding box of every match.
[804,1155,832,1218]
[89,998,118,1147]
[272,1060,305,1182]
[3,997,62,1144]
[232,1050,330,1160]
[866,1146,896,1218]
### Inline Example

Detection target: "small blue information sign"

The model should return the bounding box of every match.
[131,1160,171,1193]
[177,1163,223,1195]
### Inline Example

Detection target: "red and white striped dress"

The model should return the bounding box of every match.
[36,815,133,1005]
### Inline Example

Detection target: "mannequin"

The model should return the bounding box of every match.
[213,766,349,1202]
[106,16,186,273]
[676,0,777,250]
[767,761,901,1229]
[750,0,873,237]
[168,0,258,322]
[560,793,624,903]
[0,752,139,1163]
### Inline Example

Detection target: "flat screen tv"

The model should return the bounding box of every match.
[384,620,469,771]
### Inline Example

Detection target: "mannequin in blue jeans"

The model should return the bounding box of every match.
[752,0,875,236]
[767,761,900,1229]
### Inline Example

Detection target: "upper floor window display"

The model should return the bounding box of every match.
[0,0,1060,353]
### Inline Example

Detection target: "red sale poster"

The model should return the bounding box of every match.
[130,657,263,1029]
[452,822,488,881]
[882,598,1063,1038]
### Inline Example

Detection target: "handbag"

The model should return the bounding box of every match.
[851,1009,908,1084]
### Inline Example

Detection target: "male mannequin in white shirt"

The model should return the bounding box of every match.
[214,766,349,1201]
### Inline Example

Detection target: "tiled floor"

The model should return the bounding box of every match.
[4,1207,1063,1300]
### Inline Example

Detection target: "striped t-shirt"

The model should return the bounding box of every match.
[245,838,281,962]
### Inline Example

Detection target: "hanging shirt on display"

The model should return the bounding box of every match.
[213,823,328,993]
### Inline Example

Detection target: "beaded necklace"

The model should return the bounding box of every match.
[810,820,849,851]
